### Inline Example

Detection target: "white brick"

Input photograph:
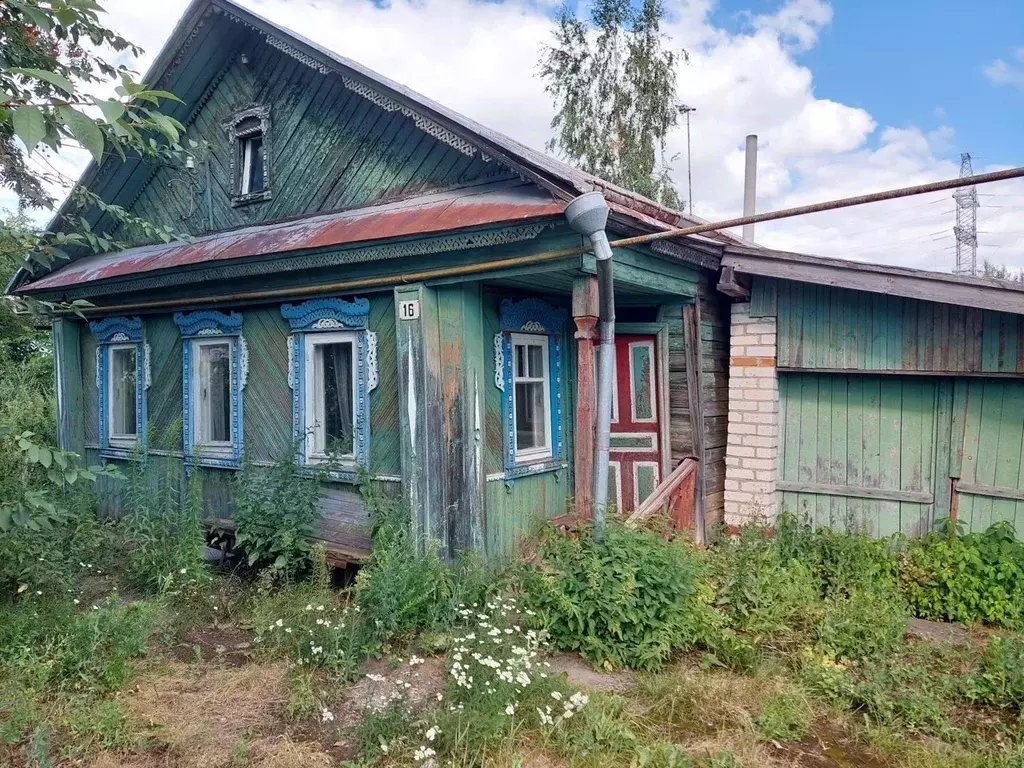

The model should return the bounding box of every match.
[756,424,779,437]
[732,401,758,412]
[744,389,776,401]
[743,322,776,335]
[732,423,757,435]
[742,458,775,471]
[727,445,755,458]
[730,469,755,480]
[745,345,776,357]
[759,334,777,345]
[742,435,775,448]
[755,447,776,459]
[725,479,741,491]
[753,470,776,482]
[757,401,778,413]
[731,334,760,346]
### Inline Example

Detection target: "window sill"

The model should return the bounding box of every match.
[498,458,566,488]
[187,455,242,470]
[296,463,362,484]
[230,190,272,207]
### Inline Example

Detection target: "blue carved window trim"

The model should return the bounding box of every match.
[281,298,377,482]
[494,298,566,483]
[173,311,247,469]
[89,316,149,459]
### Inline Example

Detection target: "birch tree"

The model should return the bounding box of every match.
[539,0,686,209]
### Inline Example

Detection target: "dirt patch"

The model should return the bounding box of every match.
[546,652,636,693]
[118,660,323,768]
[768,719,890,768]
[341,655,446,714]
[169,623,254,666]
[906,617,971,644]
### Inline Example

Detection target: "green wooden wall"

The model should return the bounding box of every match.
[778,373,1024,538]
[109,15,511,243]
[778,373,940,537]
[77,293,400,545]
[482,290,575,558]
[752,277,1024,374]
[956,379,1024,532]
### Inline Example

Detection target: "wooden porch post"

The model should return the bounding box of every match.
[572,276,599,519]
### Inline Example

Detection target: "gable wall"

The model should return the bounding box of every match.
[111,20,512,243]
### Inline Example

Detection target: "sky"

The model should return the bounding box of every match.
[12,0,1024,273]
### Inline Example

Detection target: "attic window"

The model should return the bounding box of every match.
[224,106,271,205]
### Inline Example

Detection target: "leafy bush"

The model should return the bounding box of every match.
[521,521,712,671]
[775,512,900,597]
[354,482,493,647]
[900,520,1024,629]
[232,454,324,581]
[815,585,909,662]
[710,524,820,653]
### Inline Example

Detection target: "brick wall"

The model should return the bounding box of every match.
[724,302,779,524]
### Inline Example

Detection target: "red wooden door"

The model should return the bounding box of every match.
[604,334,662,513]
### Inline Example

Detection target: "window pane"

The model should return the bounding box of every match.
[515,344,526,378]
[243,136,265,194]
[319,342,353,455]
[515,380,546,451]
[111,347,137,437]
[199,343,231,444]
[527,344,544,378]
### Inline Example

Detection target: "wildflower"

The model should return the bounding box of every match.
[179,568,187,574]
[425,726,440,741]
[436,692,443,701]
[505,703,516,716]
[73,599,80,605]
[284,627,292,634]
[321,708,335,723]
[35,590,41,595]
[316,605,325,611]
[413,746,436,761]
[306,604,313,611]
[550,691,562,701]
[275,618,284,627]
[380,742,388,754]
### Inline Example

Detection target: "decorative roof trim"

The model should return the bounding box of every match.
[499,297,566,334]
[42,221,555,300]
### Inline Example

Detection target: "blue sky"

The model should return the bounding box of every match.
[712,0,1024,168]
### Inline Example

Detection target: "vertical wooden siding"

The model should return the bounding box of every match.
[752,277,1024,374]
[113,23,511,242]
[956,379,1024,532]
[778,374,939,537]
[667,274,730,529]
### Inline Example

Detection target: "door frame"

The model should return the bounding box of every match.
[616,321,671,482]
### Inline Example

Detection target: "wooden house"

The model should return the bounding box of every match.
[10,0,740,562]
[15,0,1024,556]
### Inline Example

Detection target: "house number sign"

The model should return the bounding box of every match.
[398,299,420,320]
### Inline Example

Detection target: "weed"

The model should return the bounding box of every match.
[355,481,493,647]
[753,687,812,741]
[522,521,712,670]
[815,585,909,662]
[233,454,324,582]
[64,699,141,752]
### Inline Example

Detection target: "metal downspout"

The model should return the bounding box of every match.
[565,192,614,542]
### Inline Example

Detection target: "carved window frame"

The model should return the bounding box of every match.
[281,298,378,481]
[494,297,566,482]
[223,104,271,206]
[90,316,149,459]
[174,311,248,469]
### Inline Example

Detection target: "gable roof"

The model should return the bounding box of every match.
[9,0,741,293]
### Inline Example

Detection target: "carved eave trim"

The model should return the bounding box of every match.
[47,222,556,301]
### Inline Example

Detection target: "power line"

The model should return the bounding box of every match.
[953,152,979,276]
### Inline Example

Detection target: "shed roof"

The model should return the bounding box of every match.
[723,244,1024,316]
[20,181,562,293]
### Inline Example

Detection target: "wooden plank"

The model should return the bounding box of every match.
[682,301,706,543]
[932,379,954,525]
[52,319,85,456]
[724,249,1024,316]
[957,483,1024,502]
[776,480,933,504]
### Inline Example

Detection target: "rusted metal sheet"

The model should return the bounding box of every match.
[21,182,563,293]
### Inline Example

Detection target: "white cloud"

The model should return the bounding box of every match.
[985,48,1024,90]
[12,0,1023,274]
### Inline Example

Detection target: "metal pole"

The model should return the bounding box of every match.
[681,106,695,215]
[591,231,615,540]
[742,134,757,241]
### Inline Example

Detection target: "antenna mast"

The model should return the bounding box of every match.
[953,152,979,275]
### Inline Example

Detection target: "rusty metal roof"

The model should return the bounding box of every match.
[21,182,563,293]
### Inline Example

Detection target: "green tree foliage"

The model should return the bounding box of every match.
[1,0,189,276]
[539,0,686,208]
